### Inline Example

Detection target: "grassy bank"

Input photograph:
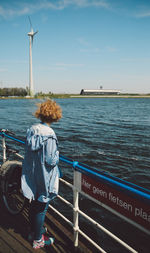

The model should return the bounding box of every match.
[1,93,150,99]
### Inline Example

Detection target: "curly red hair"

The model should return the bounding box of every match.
[35,99,62,123]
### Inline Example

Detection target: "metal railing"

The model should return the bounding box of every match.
[0,130,150,253]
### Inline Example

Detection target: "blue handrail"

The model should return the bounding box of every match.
[0,131,150,203]
[59,155,150,202]
[0,132,25,144]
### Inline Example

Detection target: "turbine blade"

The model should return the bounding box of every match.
[28,16,32,30]
[33,30,38,36]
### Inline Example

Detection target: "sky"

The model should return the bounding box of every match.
[0,0,150,94]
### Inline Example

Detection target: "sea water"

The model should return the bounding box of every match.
[0,97,150,252]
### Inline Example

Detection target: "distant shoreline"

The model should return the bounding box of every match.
[1,94,150,99]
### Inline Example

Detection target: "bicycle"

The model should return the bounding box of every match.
[0,129,25,215]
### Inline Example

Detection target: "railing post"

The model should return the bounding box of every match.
[2,135,6,163]
[73,162,81,248]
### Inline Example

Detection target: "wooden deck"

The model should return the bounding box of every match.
[0,194,93,253]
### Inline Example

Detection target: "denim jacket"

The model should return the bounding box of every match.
[21,123,60,203]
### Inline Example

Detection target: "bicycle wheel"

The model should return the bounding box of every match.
[0,160,25,215]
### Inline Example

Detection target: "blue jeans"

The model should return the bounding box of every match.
[29,200,50,240]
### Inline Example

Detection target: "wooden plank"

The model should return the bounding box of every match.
[0,194,93,253]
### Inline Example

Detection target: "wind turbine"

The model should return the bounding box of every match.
[28,16,38,97]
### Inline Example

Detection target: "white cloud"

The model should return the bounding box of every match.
[77,37,101,53]
[134,10,150,18]
[0,5,30,18]
[1,0,150,20]
[77,37,90,46]
[67,0,109,8]
[113,3,150,19]
[38,62,84,71]
[105,46,118,53]
[0,0,110,19]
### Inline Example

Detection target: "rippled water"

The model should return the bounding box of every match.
[1,98,149,187]
[0,98,150,252]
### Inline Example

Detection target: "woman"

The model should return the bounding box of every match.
[21,99,62,249]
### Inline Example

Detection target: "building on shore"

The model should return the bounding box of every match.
[80,89,121,95]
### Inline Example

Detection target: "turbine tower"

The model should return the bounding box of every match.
[28,17,38,97]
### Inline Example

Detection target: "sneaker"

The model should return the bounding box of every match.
[28,226,47,242]
[33,234,54,249]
